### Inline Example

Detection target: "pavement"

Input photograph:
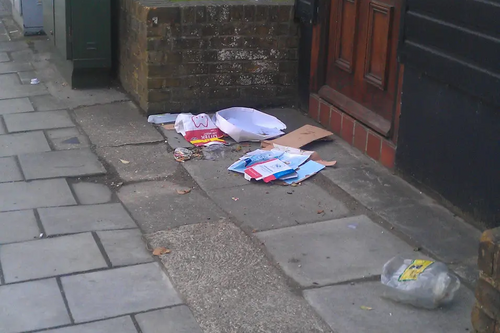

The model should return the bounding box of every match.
[0,9,481,333]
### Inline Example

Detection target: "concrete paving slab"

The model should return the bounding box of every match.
[96,143,178,182]
[0,131,50,157]
[74,102,163,147]
[136,306,203,333]
[19,148,106,180]
[4,109,74,132]
[1,232,107,282]
[0,116,5,134]
[256,215,418,286]
[379,203,481,264]
[17,70,36,84]
[0,278,71,333]
[61,263,182,323]
[0,97,34,114]
[0,52,8,62]
[29,94,68,111]
[46,127,90,150]
[0,178,76,211]
[181,143,261,191]
[146,221,332,333]
[118,181,227,233]
[321,164,424,210]
[44,316,137,333]
[9,48,34,62]
[0,61,32,73]
[304,281,474,333]
[209,182,350,231]
[0,74,46,99]
[71,181,112,205]
[0,156,23,182]
[39,203,137,235]
[97,229,153,266]
[159,127,193,149]
[0,209,39,244]
[0,41,27,52]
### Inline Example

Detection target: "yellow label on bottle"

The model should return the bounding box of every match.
[398,260,434,281]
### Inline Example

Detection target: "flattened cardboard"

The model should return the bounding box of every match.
[261,125,336,167]
[261,125,333,149]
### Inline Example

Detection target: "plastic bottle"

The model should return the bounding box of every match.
[381,256,461,309]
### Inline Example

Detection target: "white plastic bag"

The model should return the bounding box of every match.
[215,107,286,142]
[381,256,461,309]
[174,113,226,146]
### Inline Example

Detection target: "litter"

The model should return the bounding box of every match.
[173,147,193,162]
[232,197,239,201]
[348,224,357,229]
[30,78,40,85]
[176,189,191,195]
[148,113,179,124]
[175,113,226,146]
[203,144,230,161]
[261,125,337,167]
[152,247,171,256]
[244,158,295,183]
[119,159,130,164]
[360,306,373,311]
[215,107,286,142]
[381,256,461,309]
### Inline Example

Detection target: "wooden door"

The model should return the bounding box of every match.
[319,0,402,136]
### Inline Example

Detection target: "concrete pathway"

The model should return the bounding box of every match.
[0,9,480,333]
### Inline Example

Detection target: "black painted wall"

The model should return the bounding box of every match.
[397,0,500,227]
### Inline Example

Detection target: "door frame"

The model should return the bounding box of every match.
[309,0,406,143]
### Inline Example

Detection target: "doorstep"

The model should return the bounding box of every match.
[309,93,396,169]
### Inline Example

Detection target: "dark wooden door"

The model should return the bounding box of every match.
[319,0,402,136]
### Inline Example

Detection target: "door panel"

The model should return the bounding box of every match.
[320,0,402,137]
[363,1,393,90]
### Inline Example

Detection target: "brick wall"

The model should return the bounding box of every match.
[118,0,299,115]
[472,228,500,332]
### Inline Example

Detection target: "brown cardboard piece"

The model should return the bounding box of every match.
[261,125,337,167]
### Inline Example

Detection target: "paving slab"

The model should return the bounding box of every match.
[118,181,227,233]
[30,94,68,111]
[97,229,153,266]
[19,148,106,180]
[1,232,107,282]
[0,61,32,73]
[0,209,39,244]
[61,262,182,323]
[378,203,481,264]
[17,70,36,84]
[181,143,261,191]
[0,116,5,134]
[256,215,418,286]
[321,164,424,210]
[209,182,350,231]
[46,127,90,150]
[136,306,203,333]
[39,203,137,235]
[0,156,23,182]
[146,221,332,333]
[71,181,112,204]
[4,109,74,132]
[0,178,76,211]
[0,97,34,114]
[96,143,178,182]
[0,74,46,100]
[0,130,50,157]
[0,278,71,333]
[74,101,163,147]
[159,127,193,149]
[0,52,8,62]
[44,316,137,333]
[304,281,474,333]
[0,41,28,52]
